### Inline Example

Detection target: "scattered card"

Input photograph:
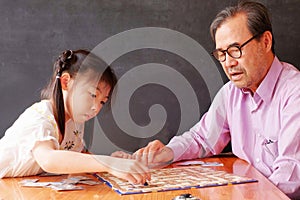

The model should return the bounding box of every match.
[19,179,39,185]
[201,162,224,167]
[19,175,99,191]
[68,176,93,181]
[49,184,84,191]
[176,160,223,167]
[175,160,205,166]
[78,180,101,186]
[21,182,51,187]
[61,179,80,184]
[39,172,63,177]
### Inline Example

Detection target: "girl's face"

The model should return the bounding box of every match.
[64,71,111,123]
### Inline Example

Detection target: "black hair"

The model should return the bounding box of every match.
[41,49,117,140]
[210,1,275,54]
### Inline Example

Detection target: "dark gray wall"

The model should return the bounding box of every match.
[0,0,299,153]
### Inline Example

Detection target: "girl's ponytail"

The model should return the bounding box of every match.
[53,72,65,140]
[52,50,75,139]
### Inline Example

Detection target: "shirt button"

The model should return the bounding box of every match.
[256,158,260,163]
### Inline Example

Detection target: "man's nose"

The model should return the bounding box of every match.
[224,53,238,68]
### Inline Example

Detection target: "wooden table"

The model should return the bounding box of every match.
[0,156,290,200]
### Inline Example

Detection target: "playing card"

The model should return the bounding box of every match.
[49,184,84,191]
[61,179,79,184]
[39,172,62,177]
[78,180,101,186]
[176,160,205,166]
[18,179,39,185]
[21,182,51,187]
[201,162,224,166]
[19,175,98,191]
[68,175,93,181]
[176,160,223,166]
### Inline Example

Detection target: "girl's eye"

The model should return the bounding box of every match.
[100,101,105,105]
[91,93,97,98]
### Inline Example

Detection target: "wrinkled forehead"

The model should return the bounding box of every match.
[215,14,250,48]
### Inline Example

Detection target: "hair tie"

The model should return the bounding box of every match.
[64,50,73,61]
[56,50,73,79]
[56,71,62,79]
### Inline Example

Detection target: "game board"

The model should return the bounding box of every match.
[95,166,257,195]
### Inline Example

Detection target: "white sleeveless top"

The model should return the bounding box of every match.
[0,100,85,178]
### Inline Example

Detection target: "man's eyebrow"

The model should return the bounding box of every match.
[216,42,240,51]
[228,42,240,47]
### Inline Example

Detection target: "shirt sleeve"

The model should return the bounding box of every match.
[167,86,231,162]
[20,103,60,151]
[30,122,60,151]
[268,87,300,198]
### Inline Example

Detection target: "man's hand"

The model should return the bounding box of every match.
[111,151,133,159]
[133,140,174,168]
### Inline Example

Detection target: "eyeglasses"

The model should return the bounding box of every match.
[211,34,260,62]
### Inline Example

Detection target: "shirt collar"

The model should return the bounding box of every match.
[242,56,283,103]
[256,56,282,103]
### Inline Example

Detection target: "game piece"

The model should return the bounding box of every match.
[172,193,201,200]
[143,182,149,186]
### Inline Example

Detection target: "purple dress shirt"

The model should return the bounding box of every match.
[167,56,300,198]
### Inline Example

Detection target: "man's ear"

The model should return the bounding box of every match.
[262,31,273,53]
[60,73,71,90]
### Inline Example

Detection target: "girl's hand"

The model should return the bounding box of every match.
[104,157,150,184]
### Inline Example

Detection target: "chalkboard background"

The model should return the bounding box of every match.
[0,0,299,154]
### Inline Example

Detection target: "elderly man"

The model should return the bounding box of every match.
[113,1,300,198]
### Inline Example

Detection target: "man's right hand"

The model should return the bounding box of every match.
[133,140,174,168]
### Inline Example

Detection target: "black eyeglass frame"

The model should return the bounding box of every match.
[211,33,261,62]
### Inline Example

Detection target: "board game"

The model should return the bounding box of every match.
[95,166,257,195]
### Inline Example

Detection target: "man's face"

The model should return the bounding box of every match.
[215,13,269,93]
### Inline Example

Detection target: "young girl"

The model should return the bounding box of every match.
[0,49,150,184]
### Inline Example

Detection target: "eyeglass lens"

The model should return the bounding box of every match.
[212,34,260,62]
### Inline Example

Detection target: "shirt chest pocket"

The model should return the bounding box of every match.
[262,138,278,164]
